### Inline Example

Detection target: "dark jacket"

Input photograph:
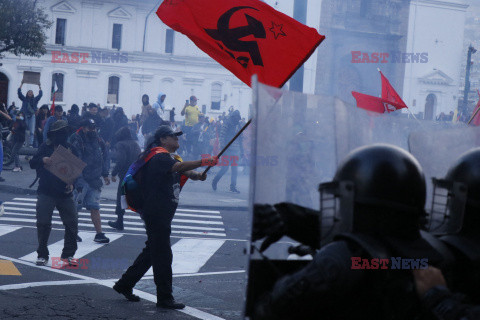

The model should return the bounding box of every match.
[30,142,77,198]
[67,113,82,132]
[68,130,108,189]
[142,112,163,136]
[12,118,27,143]
[111,127,141,179]
[18,88,43,117]
[112,111,129,135]
[99,116,115,145]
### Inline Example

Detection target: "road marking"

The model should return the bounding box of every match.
[11,198,221,214]
[0,225,22,237]
[0,260,22,276]
[0,223,244,242]
[145,239,225,276]
[19,231,123,266]
[0,254,226,320]
[0,279,96,290]
[2,205,222,220]
[4,198,226,238]
[0,216,227,237]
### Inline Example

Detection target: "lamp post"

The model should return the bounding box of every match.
[462,45,477,115]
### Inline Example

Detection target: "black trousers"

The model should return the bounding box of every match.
[117,213,173,300]
[115,175,125,223]
[36,193,78,259]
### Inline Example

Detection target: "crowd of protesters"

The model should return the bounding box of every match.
[0,85,251,196]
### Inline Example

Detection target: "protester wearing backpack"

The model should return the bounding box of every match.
[112,125,218,309]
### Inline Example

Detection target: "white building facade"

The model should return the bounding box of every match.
[402,0,469,120]
[0,0,256,120]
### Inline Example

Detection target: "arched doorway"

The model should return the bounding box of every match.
[0,72,9,107]
[424,93,436,120]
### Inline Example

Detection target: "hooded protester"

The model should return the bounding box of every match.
[11,111,27,172]
[112,107,129,135]
[67,104,82,132]
[69,118,110,244]
[18,81,43,147]
[142,105,164,144]
[141,94,151,125]
[29,120,79,267]
[35,104,51,146]
[212,110,244,193]
[153,93,166,119]
[108,127,141,231]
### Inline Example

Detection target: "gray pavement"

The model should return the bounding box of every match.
[0,156,250,210]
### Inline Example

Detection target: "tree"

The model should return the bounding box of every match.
[0,0,53,58]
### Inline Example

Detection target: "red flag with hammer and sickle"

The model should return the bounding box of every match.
[157,0,325,88]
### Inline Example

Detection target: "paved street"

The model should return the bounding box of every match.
[0,184,249,320]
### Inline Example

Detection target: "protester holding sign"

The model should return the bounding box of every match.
[29,120,79,267]
[18,80,43,147]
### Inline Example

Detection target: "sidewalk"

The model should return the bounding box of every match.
[0,156,249,210]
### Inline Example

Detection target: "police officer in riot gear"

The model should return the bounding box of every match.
[252,144,454,320]
[428,148,480,304]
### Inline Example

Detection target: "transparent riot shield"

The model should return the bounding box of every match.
[409,126,480,234]
[244,79,468,319]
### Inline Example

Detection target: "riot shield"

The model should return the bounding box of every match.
[244,79,468,319]
[409,126,480,233]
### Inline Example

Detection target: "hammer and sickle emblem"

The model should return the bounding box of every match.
[205,6,266,67]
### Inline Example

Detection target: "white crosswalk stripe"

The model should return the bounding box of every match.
[0,225,227,277]
[0,197,227,238]
[19,231,123,267]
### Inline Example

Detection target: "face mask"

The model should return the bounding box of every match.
[18,116,24,121]
[86,131,97,140]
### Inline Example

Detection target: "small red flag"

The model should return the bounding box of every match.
[380,71,407,110]
[157,0,325,88]
[352,91,389,114]
[50,92,56,114]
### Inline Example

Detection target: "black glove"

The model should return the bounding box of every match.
[253,203,321,252]
[253,204,286,252]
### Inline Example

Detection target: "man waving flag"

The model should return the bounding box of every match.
[157,0,325,88]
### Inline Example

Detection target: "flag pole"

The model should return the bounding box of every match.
[467,90,480,125]
[202,119,252,175]
[467,107,480,125]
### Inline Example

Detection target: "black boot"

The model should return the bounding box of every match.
[113,282,140,302]
[156,298,185,309]
[108,220,124,231]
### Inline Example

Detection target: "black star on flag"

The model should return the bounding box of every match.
[269,22,286,40]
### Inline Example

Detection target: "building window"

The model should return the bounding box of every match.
[211,83,222,110]
[51,73,64,102]
[55,18,66,45]
[165,29,174,53]
[108,76,120,104]
[112,24,122,50]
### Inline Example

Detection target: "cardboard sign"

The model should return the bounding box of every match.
[22,71,41,85]
[46,145,86,184]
